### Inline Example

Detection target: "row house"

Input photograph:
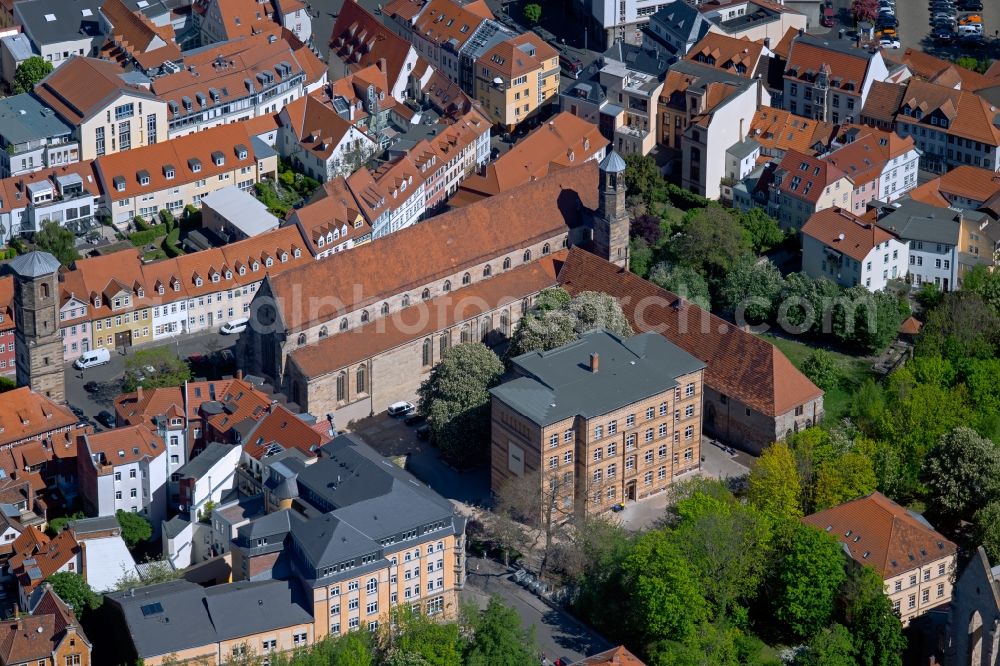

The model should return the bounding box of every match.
[76,425,169,535]
[150,33,327,139]
[682,32,769,81]
[889,78,1000,175]
[196,0,279,45]
[93,121,277,228]
[368,156,426,237]
[824,127,919,213]
[33,56,169,161]
[274,0,313,44]
[329,0,426,104]
[288,177,372,259]
[0,163,99,251]
[746,107,837,163]
[782,33,888,125]
[474,33,559,132]
[800,207,908,291]
[413,107,491,205]
[276,93,378,182]
[0,94,79,179]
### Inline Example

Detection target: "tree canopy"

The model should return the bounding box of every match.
[123,346,192,391]
[116,509,153,548]
[772,522,847,640]
[921,426,1000,524]
[748,442,802,522]
[464,597,537,666]
[13,55,52,94]
[35,221,79,267]
[45,571,102,619]
[507,290,632,358]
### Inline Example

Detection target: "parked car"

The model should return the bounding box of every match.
[933,27,956,42]
[83,380,100,393]
[387,401,414,417]
[879,37,901,48]
[959,13,982,24]
[96,410,116,428]
[958,0,983,10]
[404,413,425,426]
[67,404,86,420]
[821,2,834,26]
[876,15,898,28]
[74,348,111,370]
[220,318,249,335]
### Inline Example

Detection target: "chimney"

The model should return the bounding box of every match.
[136,385,143,402]
[590,353,599,373]
[377,57,386,73]
[237,369,244,380]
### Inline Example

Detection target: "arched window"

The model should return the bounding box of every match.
[422,288,431,300]
[318,326,328,339]
[402,294,411,308]
[523,249,531,262]
[361,310,369,323]
[439,335,448,357]
[336,372,347,402]
[356,365,367,394]
[339,318,348,332]
[460,324,471,343]
[381,302,389,316]
[443,280,451,292]
[542,243,550,255]
[521,298,529,315]
[483,265,492,278]
[422,338,432,366]
[480,318,490,341]
[297,333,307,345]
[366,578,377,594]
[503,257,511,271]
[462,272,471,285]
[500,311,510,336]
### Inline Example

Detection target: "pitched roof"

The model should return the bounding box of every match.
[201,378,273,436]
[887,48,995,92]
[801,207,897,262]
[100,0,180,67]
[784,33,876,93]
[289,176,367,255]
[242,405,327,460]
[825,128,915,185]
[329,0,414,89]
[907,179,950,208]
[934,165,1000,203]
[288,253,565,378]
[570,646,647,666]
[477,32,557,79]
[683,32,765,78]
[10,528,79,592]
[860,80,907,126]
[776,149,849,203]
[411,0,488,51]
[0,388,78,448]
[557,248,822,417]
[899,78,1000,147]
[748,107,837,157]
[267,161,597,331]
[455,112,607,205]
[81,425,165,466]
[206,0,277,40]
[33,57,156,125]
[0,586,87,664]
[803,492,957,578]
[279,94,359,159]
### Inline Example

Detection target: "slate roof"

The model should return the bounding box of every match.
[648,1,711,52]
[803,492,957,578]
[15,0,104,48]
[8,251,61,278]
[173,442,236,480]
[874,199,962,245]
[492,330,704,426]
[0,94,74,146]
[557,248,823,417]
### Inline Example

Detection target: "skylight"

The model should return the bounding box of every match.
[140,602,163,617]
[44,13,56,21]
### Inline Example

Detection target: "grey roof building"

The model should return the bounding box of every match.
[8,251,61,278]
[492,329,705,426]
[644,1,711,58]
[0,94,77,178]
[13,0,105,63]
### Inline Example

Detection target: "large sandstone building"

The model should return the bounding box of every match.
[238,152,822,450]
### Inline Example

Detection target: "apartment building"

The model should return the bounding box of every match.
[909,165,1000,210]
[0,94,79,179]
[0,278,13,374]
[231,433,466,638]
[0,163,100,252]
[0,387,78,450]
[474,33,559,132]
[150,34,323,139]
[197,0,278,45]
[0,584,92,666]
[319,63,397,146]
[824,128,919,213]
[276,93,377,182]
[33,57,168,161]
[782,34,888,125]
[803,492,957,626]
[746,107,837,162]
[274,0,312,44]
[76,425,169,534]
[98,0,182,74]
[288,177,371,258]
[683,32,769,80]
[602,62,663,156]
[490,329,705,517]
[801,207,908,291]
[891,78,1000,175]
[770,149,852,230]
[13,0,104,68]
[93,122,277,227]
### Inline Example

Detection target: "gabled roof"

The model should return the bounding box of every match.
[648,1,711,50]
[784,33,876,93]
[33,57,156,125]
[100,0,180,67]
[803,492,957,578]
[0,388,77,448]
[477,32,557,79]
[279,94,359,159]
[874,198,962,246]
[242,405,326,460]
[825,128,915,185]
[205,0,277,40]
[934,164,1000,203]
[411,0,489,52]
[289,176,367,255]
[81,424,165,466]
[860,79,907,126]
[570,646,647,666]
[684,32,766,78]
[748,107,837,157]
[775,149,849,203]
[886,48,996,92]
[266,162,597,332]
[801,207,897,262]
[329,0,414,89]
[557,248,822,417]
[0,586,88,664]
[898,78,1000,147]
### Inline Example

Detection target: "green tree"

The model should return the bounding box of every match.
[522,3,541,24]
[507,291,632,357]
[623,154,661,202]
[738,208,784,254]
[748,442,802,522]
[34,221,79,266]
[921,426,1000,524]
[844,566,906,666]
[465,597,537,666]
[800,349,842,392]
[674,206,751,280]
[778,273,841,335]
[630,237,653,277]
[964,264,1000,314]
[974,501,1000,563]
[123,347,192,391]
[13,55,53,94]
[417,343,504,467]
[772,523,847,640]
[45,571,102,619]
[330,631,375,666]
[116,509,153,548]
[620,530,707,645]
[648,262,711,310]
[831,287,903,353]
[800,624,856,666]
[917,292,1000,362]
[114,557,182,590]
[813,449,877,510]
[717,256,783,322]
[46,511,85,537]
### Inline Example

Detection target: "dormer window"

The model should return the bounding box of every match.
[252,262,259,271]
[195,277,203,287]
[114,176,126,192]
[265,257,273,267]
[172,281,179,292]
[211,273,220,283]
[212,151,225,166]
[239,266,246,276]
[235,145,248,160]
[158,285,165,295]
[137,288,144,298]
[137,170,150,186]
[317,237,325,248]
[225,270,232,279]
[293,248,301,258]
[164,165,175,179]
[280,252,288,262]
[189,158,202,173]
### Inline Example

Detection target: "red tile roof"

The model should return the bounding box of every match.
[934,165,1000,203]
[749,108,837,157]
[557,248,822,417]
[10,528,79,595]
[477,32,557,79]
[784,36,872,93]
[330,0,414,90]
[776,149,849,204]
[684,33,766,78]
[411,0,488,51]
[242,404,327,460]
[801,207,897,262]
[860,80,907,126]
[887,48,996,92]
[279,93,360,159]
[0,586,88,664]
[803,492,957,578]
[899,78,1000,146]
[34,57,156,124]
[0,388,78,449]
[570,646,647,666]
[81,425,164,466]
[825,128,915,186]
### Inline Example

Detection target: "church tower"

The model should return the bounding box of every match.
[10,252,65,403]
[593,150,630,269]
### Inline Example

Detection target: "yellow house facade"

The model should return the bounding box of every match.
[476,33,560,132]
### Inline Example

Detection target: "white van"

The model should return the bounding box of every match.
[220,318,249,335]
[74,348,111,370]
[958,23,983,35]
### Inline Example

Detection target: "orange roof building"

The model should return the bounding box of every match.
[0,584,91,666]
[748,107,837,161]
[801,207,907,290]
[570,646,647,666]
[803,492,957,625]
[684,33,767,79]
[275,93,378,182]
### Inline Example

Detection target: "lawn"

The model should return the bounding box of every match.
[758,332,875,422]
